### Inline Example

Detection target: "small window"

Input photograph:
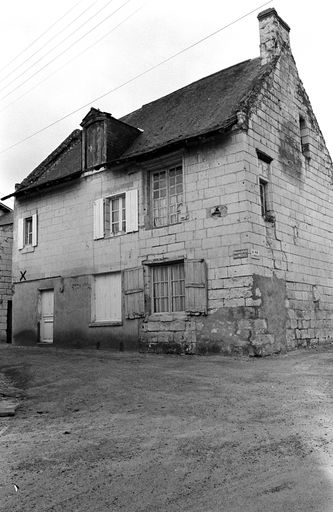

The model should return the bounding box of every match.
[18,213,38,250]
[259,179,268,218]
[24,217,33,246]
[299,115,310,158]
[152,262,185,313]
[151,165,183,227]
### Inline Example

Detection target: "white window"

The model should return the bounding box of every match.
[151,165,183,227]
[93,189,138,240]
[18,213,37,249]
[24,217,33,246]
[93,273,122,323]
[105,194,126,235]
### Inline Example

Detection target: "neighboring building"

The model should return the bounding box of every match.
[3,9,333,355]
[0,202,13,343]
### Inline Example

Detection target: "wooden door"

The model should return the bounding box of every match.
[40,290,54,343]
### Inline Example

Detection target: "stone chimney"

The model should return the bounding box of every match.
[257,8,291,65]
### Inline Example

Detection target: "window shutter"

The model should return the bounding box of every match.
[123,267,145,319]
[125,189,138,233]
[185,259,207,315]
[104,198,110,236]
[93,198,104,239]
[17,218,24,250]
[32,213,38,247]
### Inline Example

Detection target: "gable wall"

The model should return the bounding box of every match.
[245,51,333,350]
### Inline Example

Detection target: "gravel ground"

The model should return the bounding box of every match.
[0,344,333,511]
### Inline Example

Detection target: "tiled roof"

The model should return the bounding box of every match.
[8,56,275,198]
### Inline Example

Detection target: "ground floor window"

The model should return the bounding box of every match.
[152,262,185,313]
[94,272,122,323]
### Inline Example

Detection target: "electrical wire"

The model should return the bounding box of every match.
[0,0,273,155]
[0,0,83,75]
[0,0,100,87]
[0,0,118,96]
[0,4,145,114]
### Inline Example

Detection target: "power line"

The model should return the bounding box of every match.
[0,0,273,155]
[0,4,145,114]
[0,0,83,76]
[0,0,117,96]
[0,0,133,104]
[0,0,99,87]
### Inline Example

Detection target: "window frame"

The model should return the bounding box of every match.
[256,150,274,223]
[151,261,185,314]
[105,193,126,236]
[150,164,183,228]
[259,178,269,218]
[18,213,38,250]
[24,216,33,246]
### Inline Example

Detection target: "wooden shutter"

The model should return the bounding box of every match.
[125,189,138,233]
[32,213,38,247]
[93,198,104,239]
[95,273,122,322]
[185,259,207,315]
[17,218,24,250]
[123,267,145,319]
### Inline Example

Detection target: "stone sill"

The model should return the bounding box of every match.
[89,321,123,328]
[148,312,187,322]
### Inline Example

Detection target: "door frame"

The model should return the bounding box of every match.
[39,288,54,344]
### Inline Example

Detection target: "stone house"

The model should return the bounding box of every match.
[3,8,333,355]
[0,202,13,343]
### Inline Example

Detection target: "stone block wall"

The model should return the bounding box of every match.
[243,47,333,351]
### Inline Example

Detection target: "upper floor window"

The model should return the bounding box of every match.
[18,213,37,250]
[93,190,138,240]
[104,194,126,235]
[299,115,311,158]
[259,179,268,218]
[24,217,33,246]
[151,165,183,227]
[256,151,274,223]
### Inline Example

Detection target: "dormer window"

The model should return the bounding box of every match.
[85,122,105,170]
[80,108,141,171]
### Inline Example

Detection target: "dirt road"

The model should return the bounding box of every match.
[0,345,332,511]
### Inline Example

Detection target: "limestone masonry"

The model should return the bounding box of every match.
[5,9,333,355]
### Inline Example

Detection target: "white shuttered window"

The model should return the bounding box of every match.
[18,213,38,249]
[94,273,122,323]
[93,189,138,239]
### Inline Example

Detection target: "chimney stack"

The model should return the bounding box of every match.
[257,8,290,65]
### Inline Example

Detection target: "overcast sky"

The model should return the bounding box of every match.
[1,0,332,208]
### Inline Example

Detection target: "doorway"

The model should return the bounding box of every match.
[40,289,54,343]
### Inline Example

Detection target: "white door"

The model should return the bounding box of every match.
[40,290,54,343]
